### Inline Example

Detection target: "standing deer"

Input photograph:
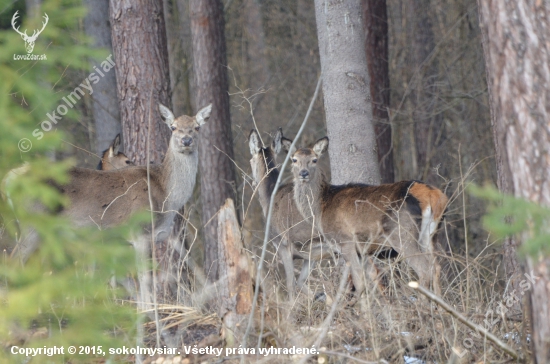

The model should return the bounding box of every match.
[11,11,48,54]
[10,103,212,265]
[288,137,447,299]
[97,134,135,171]
[248,129,337,299]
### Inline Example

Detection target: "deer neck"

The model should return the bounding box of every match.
[254,152,280,217]
[160,148,199,210]
[293,171,326,226]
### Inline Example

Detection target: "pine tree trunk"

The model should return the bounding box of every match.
[84,0,122,155]
[477,0,522,314]
[363,0,394,183]
[477,0,550,360]
[190,0,236,281]
[314,0,381,185]
[109,0,171,165]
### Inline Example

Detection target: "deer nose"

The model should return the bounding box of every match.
[182,136,193,146]
[299,170,309,178]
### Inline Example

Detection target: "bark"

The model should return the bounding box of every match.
[83,0,122,155]
[216,199,252,346]
[363,0,394,183]
[477,0,550,360]
[407,0,445,185]
[190,0,236,281]
[165,0,195,116]
[314,0,381,185]
[109,0,171,165]
[25,0,41,18]
[477,1,522,313]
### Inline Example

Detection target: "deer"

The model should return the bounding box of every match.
[9,103,212,265]
[97,134,135,171]
[287,137,448,301]
[248,129,338,299]
[11,11,48,54]
[1,134,134,258]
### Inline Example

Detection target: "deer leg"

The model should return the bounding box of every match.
[389,227,433,293]
[133,235,153,311]
[340,241,364,304]
[296,258,311,289]
[277,237,296,301]
[10,228,39,265]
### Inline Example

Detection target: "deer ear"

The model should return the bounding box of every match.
[313,137,329,156]
[248,129,261,155]
[271,128,283,154]
[196,103,212,126]
[159,104,175,126]
[112,134,121,155]
[280,136,294,154]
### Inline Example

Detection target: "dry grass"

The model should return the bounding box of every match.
[134,157,532,364]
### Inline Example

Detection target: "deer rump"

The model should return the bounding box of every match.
[319,180,446,254]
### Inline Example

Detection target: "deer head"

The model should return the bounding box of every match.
[159,103,212,154]
[290,137,329,183]
[98,134,135,171]
[11,11,48,54]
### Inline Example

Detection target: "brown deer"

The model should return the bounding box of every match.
[97,134,135,171]
[10,103,212,264]
[248,129,337,299]
[288,137,447,299]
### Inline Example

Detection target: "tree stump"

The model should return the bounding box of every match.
[216,198,253,347]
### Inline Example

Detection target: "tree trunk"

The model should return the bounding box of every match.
[84,0,122,155]
[314,0,381,185]
[363,0,394,184]
[476,0,522,314]
[190,0,236,281]
[477,0,550,360]
[406,0,446,185]
[109,0,171,165]
[164,0,195,117]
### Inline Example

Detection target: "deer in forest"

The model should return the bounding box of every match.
[97,134,135,171]
[11,11,48,54]
[248,129,338,299]
[9,103,212,264]
[287,137,448,300]
[1,134,134,256]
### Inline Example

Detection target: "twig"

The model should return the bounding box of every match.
[458,144,470,312]
[146,91,161,349]
[297,263,351,364]
[408,282,520,360]
[100,181,140,220]
[242,75,323,353]
[319,349,384,364]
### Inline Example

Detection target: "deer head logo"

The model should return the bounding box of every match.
[11,11,48,54]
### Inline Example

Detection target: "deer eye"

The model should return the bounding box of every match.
[170,125,176,131]
[292,158,297,163]
[312,159,318,163]
[125,160,131,164]
[195,126,200,132]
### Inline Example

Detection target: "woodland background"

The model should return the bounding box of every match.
[2,0,549,362]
